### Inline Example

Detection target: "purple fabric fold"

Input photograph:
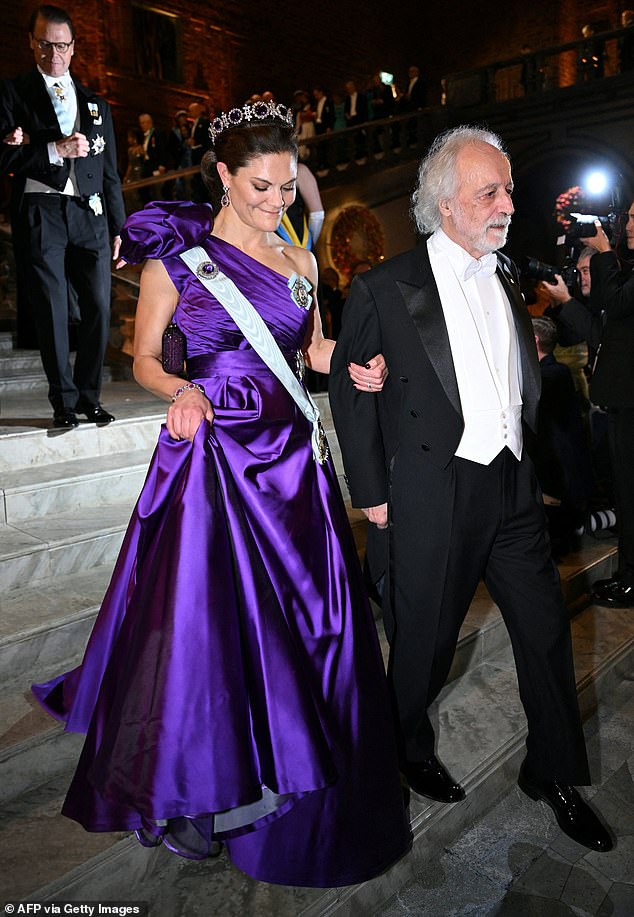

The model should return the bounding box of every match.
[119,200,214,264]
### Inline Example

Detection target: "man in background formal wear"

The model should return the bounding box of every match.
[186,100,211,202]
[0,4,125,427]
[330,126,612,853]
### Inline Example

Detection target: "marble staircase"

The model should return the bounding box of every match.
[0,332,118,399]
[1,353,633,916]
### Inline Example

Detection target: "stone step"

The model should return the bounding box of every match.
[0,365,115,395]
[0,564,114,689]
[0,504,130,592]
[1,448,153,523]
[0,414,163,472]
[2,601,631,912]
[0,371,50,393]
[0,771,129,904]
[0,350,43,374]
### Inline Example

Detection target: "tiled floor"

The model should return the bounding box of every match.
[377,672,634,917]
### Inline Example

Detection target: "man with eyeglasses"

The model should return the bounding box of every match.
[0,4,125,428]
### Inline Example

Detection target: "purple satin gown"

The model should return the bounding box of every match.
[33,202,411,887]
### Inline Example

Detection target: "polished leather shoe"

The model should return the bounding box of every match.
[401,755,466,803]
[518,762,613,852]
[592,577,634,608]
[53,409,79,428]
[592,575,621,594]
[75,401,115,425]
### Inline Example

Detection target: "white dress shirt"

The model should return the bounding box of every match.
[427,229,523,465]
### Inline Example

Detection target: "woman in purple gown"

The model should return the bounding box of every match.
[33,102,411,887]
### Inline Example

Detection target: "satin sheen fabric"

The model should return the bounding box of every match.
[32,202,410,887]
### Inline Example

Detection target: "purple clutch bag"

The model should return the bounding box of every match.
[162,322,186,374]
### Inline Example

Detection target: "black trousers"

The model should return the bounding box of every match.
[607,407,634,582]
[384,447,590,785]
[21,193,111,413]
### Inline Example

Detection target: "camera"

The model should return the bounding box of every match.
[564,177,628,244]
[523,256,579,290]
[524,178,627,296]
[565,212,623,242]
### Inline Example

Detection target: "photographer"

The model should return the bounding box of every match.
[528,316,594,558]
[539,247,603,367]
[539,247,614,507]
[582,206,634,607]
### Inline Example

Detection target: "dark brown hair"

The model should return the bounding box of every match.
[201,120,298,209]
[28,5,74,38]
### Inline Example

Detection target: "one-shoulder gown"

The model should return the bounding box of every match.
[33,202,411,887]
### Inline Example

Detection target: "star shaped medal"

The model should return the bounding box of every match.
[91,134,105,155]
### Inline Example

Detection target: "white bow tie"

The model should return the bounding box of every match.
[464,252,498,281]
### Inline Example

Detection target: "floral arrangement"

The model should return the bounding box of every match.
[328,205,385,278]
[554,186,588,230]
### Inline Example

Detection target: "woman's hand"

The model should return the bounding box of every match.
[348,353,388,392]
[363,503,388,529]
[166,389,215,441]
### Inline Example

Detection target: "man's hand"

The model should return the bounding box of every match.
[584,221,612,254]
[363,503,388,529]
[54,132,90,159]
[3,127,29,145]
[112,235,121,261]
[538,274,570,304]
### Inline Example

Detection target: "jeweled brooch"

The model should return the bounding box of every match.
[196,261,219,280]
[288,273,312,310]
[91,134,105,155]
[88,102,102,124]
[316,421,330,464]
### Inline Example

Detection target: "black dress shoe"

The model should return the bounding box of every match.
[592,575,621,594]
[401,755,465,803]
[75,401,115,425]
[53,410,79,428]
[518,762,613,852]
[592,578,633,608]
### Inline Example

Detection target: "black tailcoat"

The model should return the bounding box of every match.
[330,242,589,783]
[0,68,125,234]
[0,69,125,412]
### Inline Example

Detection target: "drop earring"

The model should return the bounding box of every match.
[221,186,230,208]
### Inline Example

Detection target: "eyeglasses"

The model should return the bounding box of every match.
[35,39,73,53]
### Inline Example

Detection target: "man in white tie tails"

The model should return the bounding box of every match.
[329,126,613,852]
[0,4,125,427]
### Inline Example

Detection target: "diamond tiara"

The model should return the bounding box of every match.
[209,101,294,141]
